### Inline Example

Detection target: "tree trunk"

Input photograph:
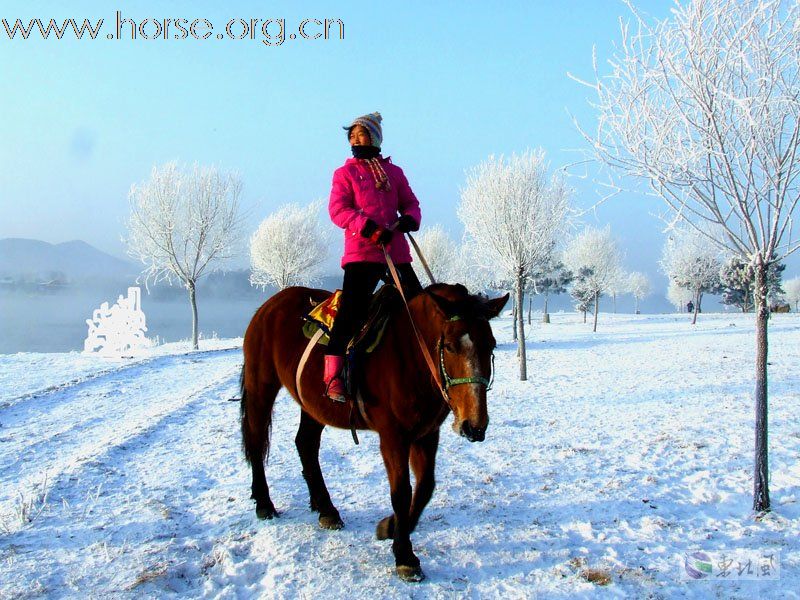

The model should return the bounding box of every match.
[512,301,518,342]
[692,290,700,325]
[612,292,617,314]
[515,272,527,381]
[753,261,770,513]
[582,310,587,323]
[188,279,199,350]
[543,294,550,324]
[527,295,532,325]
[635,296,640,314]
[593,291,599,332]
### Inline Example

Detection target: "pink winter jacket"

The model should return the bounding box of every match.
[328,156,422,267]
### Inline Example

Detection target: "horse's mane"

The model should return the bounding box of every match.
[419,282,495,320]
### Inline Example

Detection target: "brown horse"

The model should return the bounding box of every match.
[240,282,508,581]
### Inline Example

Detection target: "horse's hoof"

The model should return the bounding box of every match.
[376,516,395,540]
[256,503,278,520]
[319,514,344,530]
[396,564,425,583]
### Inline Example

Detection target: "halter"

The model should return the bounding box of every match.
[437,315,495,398]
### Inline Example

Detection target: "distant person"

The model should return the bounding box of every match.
[324,112,423,402]
[687,300,694,314]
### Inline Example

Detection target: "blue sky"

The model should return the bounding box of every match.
[3,0,794,286]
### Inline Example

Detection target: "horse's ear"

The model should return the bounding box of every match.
[481,293,509,320]
[427,291,458,319]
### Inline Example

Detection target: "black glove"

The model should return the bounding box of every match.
[396,215,418,233]
[361,219,393,246]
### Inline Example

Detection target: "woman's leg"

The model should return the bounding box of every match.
[396,263,423,298]
[327,262,387,356]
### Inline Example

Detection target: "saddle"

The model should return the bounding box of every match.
[302,283,400,355]
[298,284,402,444]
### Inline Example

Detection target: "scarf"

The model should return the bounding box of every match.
[351,145,391,191]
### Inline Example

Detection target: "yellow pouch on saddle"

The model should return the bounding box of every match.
[302,289,342,346]
[302,285,396,354]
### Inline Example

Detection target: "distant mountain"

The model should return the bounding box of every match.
[0,238,138,282]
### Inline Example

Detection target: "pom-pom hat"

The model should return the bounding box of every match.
[343,111,383,148]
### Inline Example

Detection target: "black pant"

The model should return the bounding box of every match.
[327,261,422,355]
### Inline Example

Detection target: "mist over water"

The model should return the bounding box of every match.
[1,279,690,354]
[0,287,269,354]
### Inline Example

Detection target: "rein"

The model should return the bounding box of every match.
[382,244,493,409]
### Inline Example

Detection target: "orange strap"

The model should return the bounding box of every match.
[295,327,324,406]
[407,233,436,286]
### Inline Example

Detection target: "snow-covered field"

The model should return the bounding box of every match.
[1,311,798,599]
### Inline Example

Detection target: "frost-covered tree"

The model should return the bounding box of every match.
[784,277,800,312]
[570,267,596,323]
[125,161,242,350]
[250,201,329,291]
[627,271,650,314]
[452,240,493,296]
[415,225,460,284]
[660,230,722,325]
[666,280,693,312]
[720,257,785,313]
[562,226,622,332]
[575,0,800,511]
[530,257,572,324]
[458,149,570,380]
[607,269,630,314]
[719,257,756,313]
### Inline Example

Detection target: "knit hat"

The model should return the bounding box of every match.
[343,111,383,148]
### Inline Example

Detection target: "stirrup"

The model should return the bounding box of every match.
[325,378,347,403]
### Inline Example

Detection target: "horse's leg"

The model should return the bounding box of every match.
[377,428,439,539]
[409,428,439,533]
[242,379,280,520]
[377,432,423,582]
[295,410,344,530]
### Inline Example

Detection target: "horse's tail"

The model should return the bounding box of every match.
[239,364,250,463]
[239,361,275,467]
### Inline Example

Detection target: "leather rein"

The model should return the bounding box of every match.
[383,236,494,410]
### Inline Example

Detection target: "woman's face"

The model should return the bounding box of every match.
[349,125,372,147]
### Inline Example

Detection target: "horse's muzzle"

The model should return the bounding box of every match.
[459,421,486,443]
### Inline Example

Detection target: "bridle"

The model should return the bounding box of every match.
[383,244,495,412]
[436,316,495,400]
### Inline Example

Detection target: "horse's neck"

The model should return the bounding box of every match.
[383,294,441,387]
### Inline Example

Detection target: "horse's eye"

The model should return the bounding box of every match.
[444,343,455,353]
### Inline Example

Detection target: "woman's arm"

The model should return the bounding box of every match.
[328,169,369,236]
[395,167,421,231]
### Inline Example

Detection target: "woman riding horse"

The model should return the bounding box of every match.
[324,111,424,402]
[239,112,509,582]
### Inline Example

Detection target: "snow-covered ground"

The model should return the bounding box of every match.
[1,312,798,599]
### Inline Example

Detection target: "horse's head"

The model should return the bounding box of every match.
[421,283,509,442]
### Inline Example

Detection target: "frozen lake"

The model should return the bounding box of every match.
[0,289,268,354]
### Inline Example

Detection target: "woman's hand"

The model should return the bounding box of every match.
[396,215,418,233]
[361,219,393,246]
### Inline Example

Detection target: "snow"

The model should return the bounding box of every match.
[1,312,799,598]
